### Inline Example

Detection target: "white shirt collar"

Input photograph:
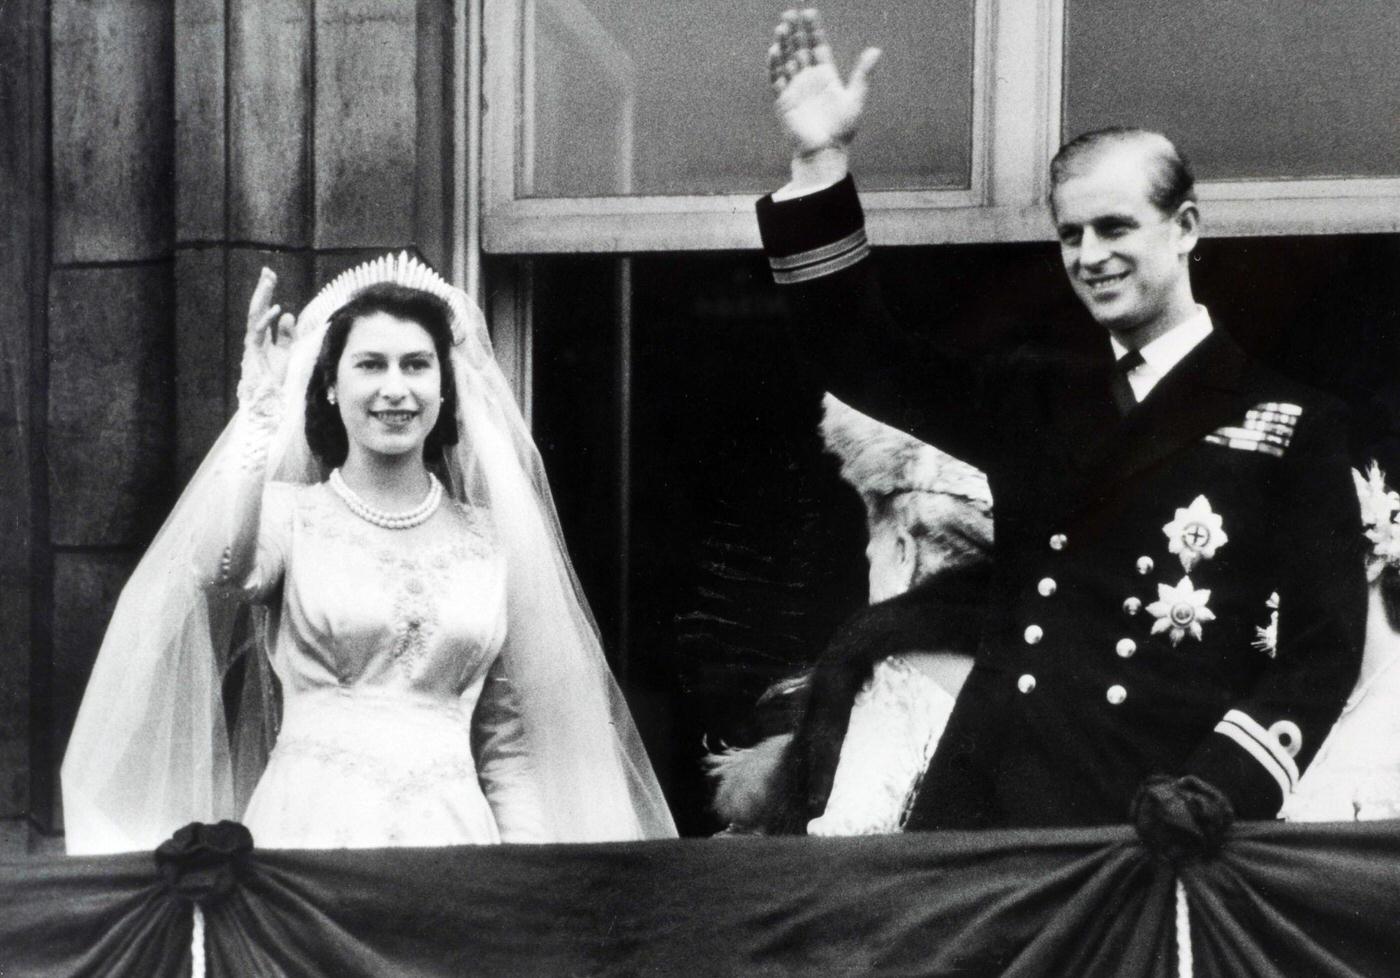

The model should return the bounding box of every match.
[1110,306,1214,401]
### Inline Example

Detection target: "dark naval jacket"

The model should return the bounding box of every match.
[756,176,1366,827]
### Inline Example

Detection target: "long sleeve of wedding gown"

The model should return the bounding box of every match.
[471,655,548,842]
[193,381,292,601]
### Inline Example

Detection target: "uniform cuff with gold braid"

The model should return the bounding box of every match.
[756,175,870,285]
[1184,713,1297,819]
[1212,708,1301,799]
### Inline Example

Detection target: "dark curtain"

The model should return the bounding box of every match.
[4,821,1400,977]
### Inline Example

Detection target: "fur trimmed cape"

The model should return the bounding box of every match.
[708,562,990,834]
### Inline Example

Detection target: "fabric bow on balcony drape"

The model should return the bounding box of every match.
[3,821,1399,977]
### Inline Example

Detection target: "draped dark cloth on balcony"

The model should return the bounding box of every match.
[3,821,1399,977]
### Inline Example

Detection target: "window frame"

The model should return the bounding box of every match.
[477,0,1400,255]
[481,0,1027,253]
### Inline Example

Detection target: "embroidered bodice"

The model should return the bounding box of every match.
[217,481,546,847]
[247,481,506,699]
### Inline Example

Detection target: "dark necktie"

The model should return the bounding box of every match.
[1110,349,1145,416]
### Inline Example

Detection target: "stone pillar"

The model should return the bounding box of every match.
[0,0,44,827]
[37,0,178,834]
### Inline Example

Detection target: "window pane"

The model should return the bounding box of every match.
[1064,1,1400,180]
[524,0,976,197]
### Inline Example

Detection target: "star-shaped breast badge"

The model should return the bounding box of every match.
[1163,495,1228,572]
[1147,576,1217,646]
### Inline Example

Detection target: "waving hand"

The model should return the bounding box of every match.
[768,8,881,156]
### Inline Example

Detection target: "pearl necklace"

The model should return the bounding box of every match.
[329,469,443,529]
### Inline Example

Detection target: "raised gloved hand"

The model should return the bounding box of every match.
[236,267,295,410]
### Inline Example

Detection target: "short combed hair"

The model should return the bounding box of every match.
[304,282,460,468]
[1050,127,1197,216]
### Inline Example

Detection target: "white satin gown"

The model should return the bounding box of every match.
[233,482,544,848]
[1282,648,1400,823]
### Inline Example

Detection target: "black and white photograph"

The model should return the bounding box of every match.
[3,1,1400,974]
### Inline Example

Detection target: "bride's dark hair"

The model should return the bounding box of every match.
[304,283,461,468]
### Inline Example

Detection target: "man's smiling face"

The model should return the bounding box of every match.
[1052,142,1199,347]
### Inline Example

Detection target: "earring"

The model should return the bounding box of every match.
[327,390,337,405]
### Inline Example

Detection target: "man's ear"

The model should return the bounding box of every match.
[894,529,916,582]
[1173,200,1201,258]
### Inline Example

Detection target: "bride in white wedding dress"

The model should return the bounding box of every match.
[62,254,675,853]
[1282,463,1400,822]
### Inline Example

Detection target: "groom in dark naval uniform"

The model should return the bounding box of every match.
[756,10,1365,830]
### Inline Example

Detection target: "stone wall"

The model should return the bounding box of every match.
[0,0,43,827]
[2,0,455,842]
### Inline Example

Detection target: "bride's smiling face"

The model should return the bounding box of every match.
[331,312,443,461]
